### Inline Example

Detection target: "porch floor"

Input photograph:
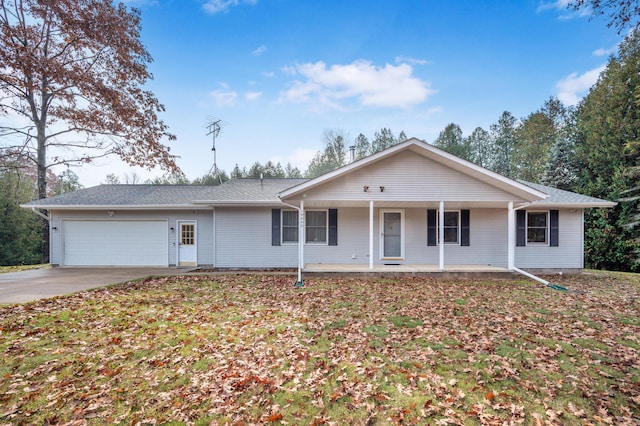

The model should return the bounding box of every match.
[303,263,513,277]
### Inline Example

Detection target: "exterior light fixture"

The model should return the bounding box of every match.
[363,186,369,192]
[380,186,385,192]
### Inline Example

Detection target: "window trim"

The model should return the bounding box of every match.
[526,211,549,246]
[279,209,330,245]
[281,210,299,245]
[437,210,461,245]
[305,210,329,245]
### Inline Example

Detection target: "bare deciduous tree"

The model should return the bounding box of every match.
[0,0,178,261]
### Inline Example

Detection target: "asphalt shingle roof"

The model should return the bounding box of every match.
[518,180,615,206]
[23,178,614,209]
[24,178,308,207]
[195,178,308,202]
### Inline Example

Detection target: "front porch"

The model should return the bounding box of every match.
[303,263,513,278]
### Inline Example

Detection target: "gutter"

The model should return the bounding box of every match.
[512,202,567,291]
[30,207,49,221]
[278,198,304,287]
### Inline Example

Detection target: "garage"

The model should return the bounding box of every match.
[62,220,169,266]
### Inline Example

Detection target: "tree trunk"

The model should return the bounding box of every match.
[37,125,49,264]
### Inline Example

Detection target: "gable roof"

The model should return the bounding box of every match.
[22,139,615,210]
[279,138,549,202]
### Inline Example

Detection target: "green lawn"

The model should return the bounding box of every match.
[0,273,638,424]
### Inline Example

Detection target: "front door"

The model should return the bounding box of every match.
[381,210,404,260]
[178,221,197,266]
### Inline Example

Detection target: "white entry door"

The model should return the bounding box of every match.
[381,210,404,260]
[178,221,197,266]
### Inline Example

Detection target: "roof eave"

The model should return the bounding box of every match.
[20,204,213,210]
[530,201,617,209]
[192,200,284,207]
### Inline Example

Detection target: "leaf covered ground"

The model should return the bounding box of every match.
[0,272,639,425]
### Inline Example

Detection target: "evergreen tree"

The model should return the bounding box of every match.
[575,29,640,271]
[433,123,472,161]
[306,130,348,178]
[230,164,245,179]
[371,128,397,154]
[284,163,303,178]
[147,171,191,185]
[353,133,371,161]
[54,170,83,195]
[542,134,578,190]
[489,111,519,178]
[466,127,492,168]
[0,168,41,265]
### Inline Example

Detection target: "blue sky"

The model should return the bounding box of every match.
[77,0,623,185]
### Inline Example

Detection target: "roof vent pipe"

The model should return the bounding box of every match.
[349,145,355,163]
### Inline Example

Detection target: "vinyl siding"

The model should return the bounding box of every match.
[303,208,509,267]
[515,209,583,269]
[215,207,298,268]
[49,207,585,270]
[49,210,214,266]
[300,150,524,203]
[304,208,370,264]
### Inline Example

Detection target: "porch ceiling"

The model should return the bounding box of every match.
[289,199,523,209]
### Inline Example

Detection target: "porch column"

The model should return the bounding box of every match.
[369,201,374,270]
[300,200,305,272]
[507,201,515,270]
[439,201,445,271]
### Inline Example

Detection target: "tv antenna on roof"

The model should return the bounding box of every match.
[206,118,223,184]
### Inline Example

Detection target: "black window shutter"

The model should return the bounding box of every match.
[328,209,338,246]
[271,209,281,246]
[550,210,559,247]
[427,209,437,246]
[516,210,526,247]
[461,209,470,246]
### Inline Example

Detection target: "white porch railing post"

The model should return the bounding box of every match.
[439,201,445,271]
[507,201,515,270]
[369,201,374,270]
[300,200,304,273]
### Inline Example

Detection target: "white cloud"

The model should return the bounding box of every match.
[593,45,617,56]
[202,0,257,15]
[245,91,262,101]
[279,60,434,109]
[209,88,238,107]
[261,71,275,78]
[395,55,429,66]
[252,45,267,56]
[555,64,606,105]
[537,0,590,19]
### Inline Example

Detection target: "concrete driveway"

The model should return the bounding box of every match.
[0,267,190,304]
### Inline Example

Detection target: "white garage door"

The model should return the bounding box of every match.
[63,220,169,266]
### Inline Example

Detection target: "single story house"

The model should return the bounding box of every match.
[24,138,615,274]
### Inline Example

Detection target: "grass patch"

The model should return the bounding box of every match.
[0,273,638,424]
[388,315,423,328]
[0,264,49,274]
